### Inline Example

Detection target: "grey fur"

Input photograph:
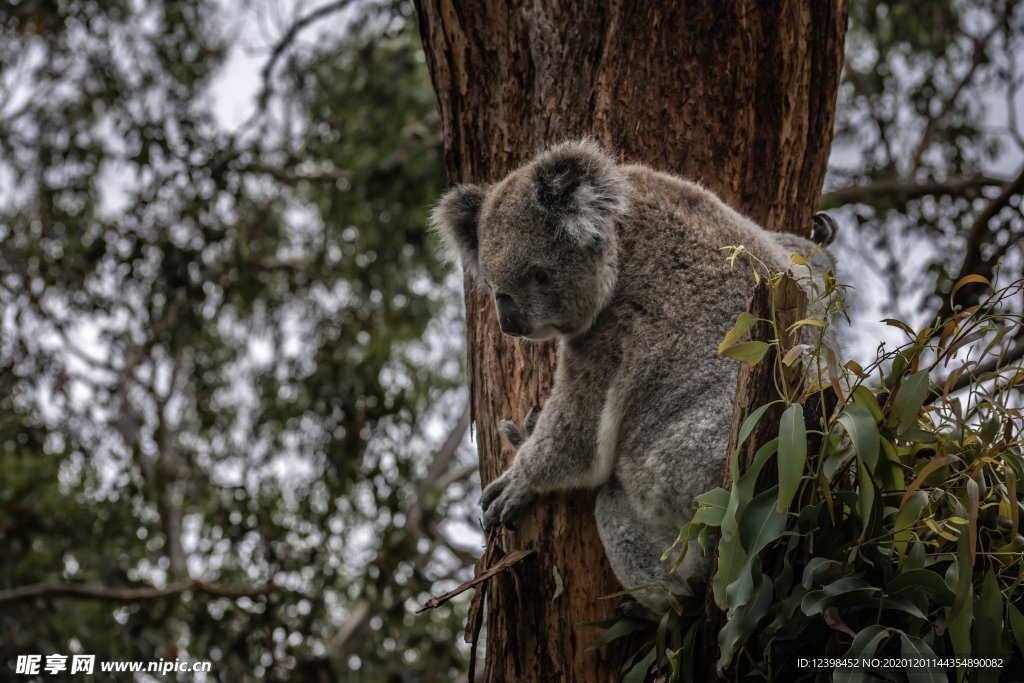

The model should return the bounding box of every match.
[432,140,838,611]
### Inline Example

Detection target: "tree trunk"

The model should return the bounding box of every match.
[415,2,848,681]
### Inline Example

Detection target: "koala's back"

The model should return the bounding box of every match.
[603,167,799,530]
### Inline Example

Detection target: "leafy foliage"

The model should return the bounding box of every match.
[596,267,1024,682]
[826,0,1024,326]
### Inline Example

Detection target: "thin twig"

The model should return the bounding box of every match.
[909,20,1003,175]
[936,165,1024,321]
[945,336,1024,396]
[0,579,276,605]
[256,0,354,112]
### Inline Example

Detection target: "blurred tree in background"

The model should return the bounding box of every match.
[825,0,1024,345]
[0,1,478,680]
[0,0,1021,681]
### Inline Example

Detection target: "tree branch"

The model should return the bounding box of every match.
[909,20,1002,175]
[327,601,372,661]
[407,402,472,536]
[820,174,1006,208]
[259,164,351,185]
[120,289,188,379]
[936,166,1024,321]
[326,403,474,663]
[257,0,354,112]
[0,579,276,605]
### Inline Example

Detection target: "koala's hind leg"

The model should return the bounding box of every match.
[594,479,704,614]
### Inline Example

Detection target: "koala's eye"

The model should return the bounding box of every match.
[531,268,550,287]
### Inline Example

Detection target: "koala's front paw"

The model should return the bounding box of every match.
[499,405,541,450]
[481,467,535,533]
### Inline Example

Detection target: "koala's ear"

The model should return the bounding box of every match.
[430,184,487,278]
[532,139,628,245]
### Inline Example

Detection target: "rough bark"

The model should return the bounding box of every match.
[415,2,847,681]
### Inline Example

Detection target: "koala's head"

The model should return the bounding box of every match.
[431,140,628,341]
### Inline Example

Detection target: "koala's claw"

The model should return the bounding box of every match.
[499,405,542,450]
[480,473,508,511]
[481,470,534,533]
[524,404,541,435]
[500,419,525,448]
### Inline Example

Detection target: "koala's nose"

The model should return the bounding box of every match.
[495,294,528,337]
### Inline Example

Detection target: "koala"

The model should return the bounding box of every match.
[431,140,837,612]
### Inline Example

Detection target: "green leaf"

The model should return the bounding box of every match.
[879,594,928,620]
[801,576,877,615]
[1008,603,1024,657]
[837,403,880,469]
[893,491,928,567]
[717,572,773,674]
[947,530,975,665]
[802,558,843,589]
[900,633,944,682]
[717,439,778,609]
[655,609,670,680]
[718,311,758,354]
[736,403,776,456]
[692,487,730,527]
[822,446,855,480]
[777,403,807,513]
[741,487,788,557]
[720,340,770,366]
[833,625,890,683]
[974,571,1008,673]
[886,569,955,607]
[588,617,651,650]
[905,541,926,571]
[723,438,778,539]
[663,521,701,564]
[713,534,747,609]
[856,459,876,532]
[695,486,730,509]
[890,369,930,434]
[900,427,937,443]
[680,618,699,683]
[878,437,905,494]
[852,385,884,423]
[622,646,657,683]
[901,454,958,509]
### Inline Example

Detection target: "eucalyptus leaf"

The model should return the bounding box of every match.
[973,571,1008,674]
[588,617,653,650]
[899,633,944,682]
[741,487,788,556]
[777,404,807,513]
[838,402,880,469]
[721,340,771,366]
[889,370,930,434]
[886,569,955,607]
[833,625,890,683]
[718,311,758,353]
[893,491,928,566]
